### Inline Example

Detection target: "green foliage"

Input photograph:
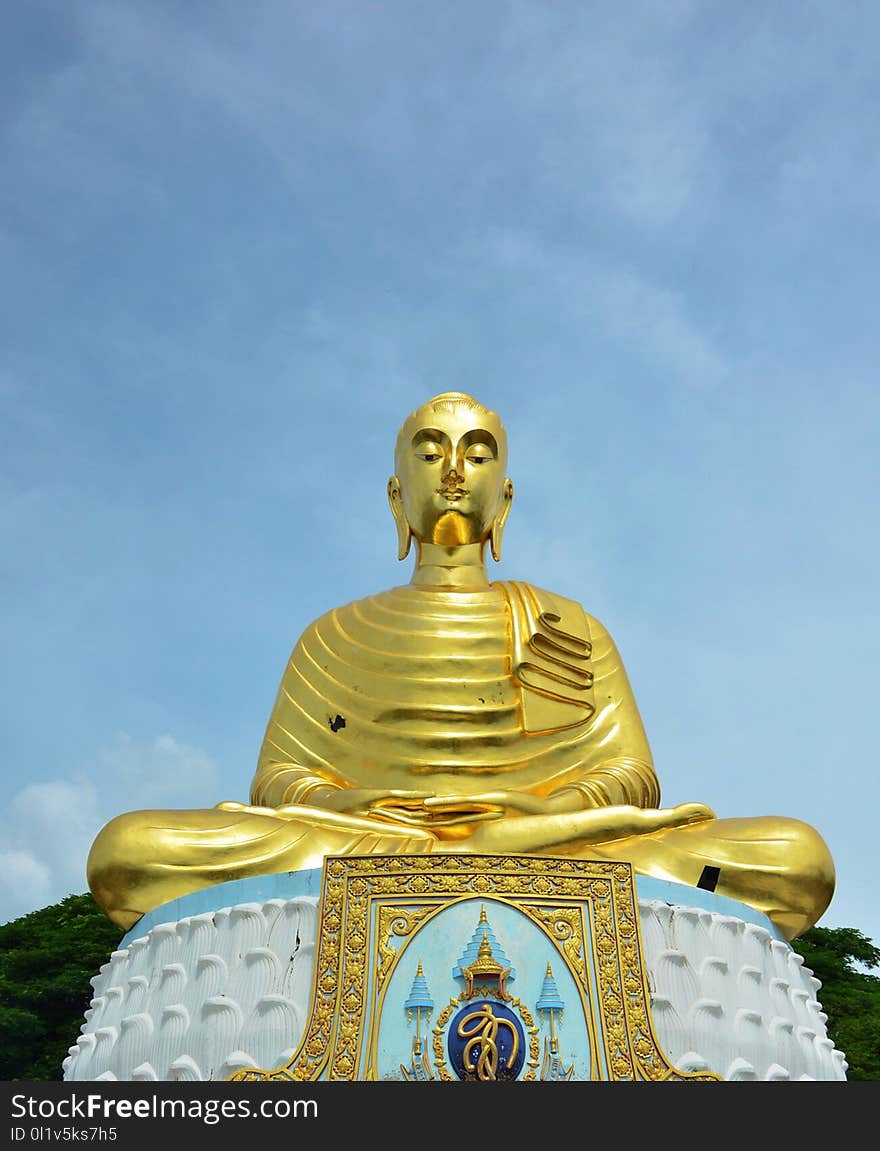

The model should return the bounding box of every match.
[794,926,880,1081]
[0,892,122,1081]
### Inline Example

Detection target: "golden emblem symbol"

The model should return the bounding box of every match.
[457,1003,520,1081]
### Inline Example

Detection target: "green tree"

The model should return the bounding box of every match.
[793,926,880,1081]
[0,893,122,1080]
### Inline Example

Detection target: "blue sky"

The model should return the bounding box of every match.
[2,1,878,949]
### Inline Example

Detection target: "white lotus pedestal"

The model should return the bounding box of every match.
[64,855,847,1083]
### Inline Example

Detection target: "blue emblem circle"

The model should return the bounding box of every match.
[447,1000,526,1081]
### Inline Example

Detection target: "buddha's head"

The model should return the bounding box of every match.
[388,392,514,561]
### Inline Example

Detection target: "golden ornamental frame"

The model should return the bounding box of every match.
[229,853,721,1082]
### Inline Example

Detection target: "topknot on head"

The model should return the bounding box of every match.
[423,392,490,415]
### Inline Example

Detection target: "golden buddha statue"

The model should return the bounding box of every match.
[87,392,834,941]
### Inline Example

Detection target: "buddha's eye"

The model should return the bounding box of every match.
[465,444,494,465]
[416,443,443,463]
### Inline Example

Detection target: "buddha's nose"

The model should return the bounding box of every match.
[442,468,464,486]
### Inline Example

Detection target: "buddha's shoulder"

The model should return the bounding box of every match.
[498,579,614,643]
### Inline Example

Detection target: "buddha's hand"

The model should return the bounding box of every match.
[459,800,717,853]
[215,800,280,816]
[627,802,716,832]
[540,801,716,841]
[216,792,435,826]
[673,801,715,820]
[304,787,440,826]
[423,790,568,826]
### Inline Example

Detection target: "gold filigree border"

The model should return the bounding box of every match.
[229,854,721,1082]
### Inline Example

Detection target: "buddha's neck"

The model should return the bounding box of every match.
[410,541,491,589]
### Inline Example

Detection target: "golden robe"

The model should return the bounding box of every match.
[88,580,835,938]
[252,581,659,821]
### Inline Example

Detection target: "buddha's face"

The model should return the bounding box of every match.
[393,401,510,547]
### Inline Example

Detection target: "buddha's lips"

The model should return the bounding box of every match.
[437,488,469,500]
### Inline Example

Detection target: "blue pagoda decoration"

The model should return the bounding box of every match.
[452,905,516,984]
[404,961,434,1021]
[536,962,574,1081]
[536,962,565,1016]
[400,962,435,1082]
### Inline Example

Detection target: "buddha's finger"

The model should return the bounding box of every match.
[215,801,275,816]
[432,802,505,818]
[424,795,498,810]
[669,802,716,824]
[631,804,714,835]
[370,791,433,810]
[427,792,545,815]
[370,807,443,827]
[422,809,505,827]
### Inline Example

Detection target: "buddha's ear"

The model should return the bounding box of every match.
[490,478,514,562]
[387,475,413,561]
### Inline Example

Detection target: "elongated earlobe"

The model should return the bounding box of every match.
[490,478,514,562]
[387,475,413,560]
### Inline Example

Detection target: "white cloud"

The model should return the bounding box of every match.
[0,850,52,921]
[98,732,219,808]
[0,780,100,924]
[11,779,102,861]
[0,735,219,925]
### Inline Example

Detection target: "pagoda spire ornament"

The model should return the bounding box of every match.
[537,962,574,1081]
[401,961,436,1082]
